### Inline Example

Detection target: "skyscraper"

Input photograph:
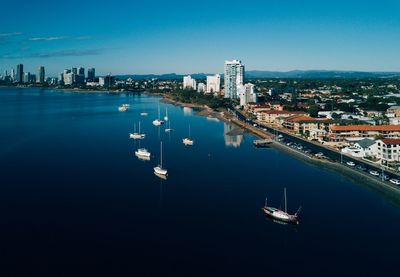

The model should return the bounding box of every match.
[206,74,221,93]
[37,66,45,83]
[78,67,85,77]
[224,60,244,99]
[87,68,95,82]
[72,68,78,75]
[183,75,197,90]
[16,64,24,83]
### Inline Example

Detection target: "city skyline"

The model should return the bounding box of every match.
[1,0,400,76]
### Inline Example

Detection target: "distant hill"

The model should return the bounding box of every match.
[246,70,400,78]
[116,70,400,80]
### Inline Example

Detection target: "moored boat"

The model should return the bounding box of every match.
[262,188,301,224]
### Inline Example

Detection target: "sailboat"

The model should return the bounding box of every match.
[135,139,151,160]
[130,121,145,139]
[154,141,168,177]
[152,105,165,126]
[164,108,169,121]
[262,188,301,224]
[182,124,194,146]
[165,120,173,132]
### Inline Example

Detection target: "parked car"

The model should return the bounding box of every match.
[369,170,379,176]
[389,178,400,185]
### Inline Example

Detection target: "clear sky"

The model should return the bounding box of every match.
[1,0,400,76]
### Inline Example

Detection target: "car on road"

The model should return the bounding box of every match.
[369,170,379,176]
[346,161,356,167]
[315,152,324,158]
[389,178,400,185]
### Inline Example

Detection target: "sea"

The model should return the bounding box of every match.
[0,87,399,276]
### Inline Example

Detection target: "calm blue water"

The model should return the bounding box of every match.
[0,87,399,276]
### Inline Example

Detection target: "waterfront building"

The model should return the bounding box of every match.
[206,74,221,93]
[197,83,206,93]
[376,139,400,168]
[63,70,74,85]
[256,110,308,126]
[341,138,377,158]
[183,75,196,90]
[329,125,400,141]
[10,68,15,81]
[87,68,95,82]
[99,75,115,87]
[78,67,85,77]
[37,66,45,83]
[282,115,333,136]
[239,83,257,106]
[23,72,30,83]
[224,60,244,99]
[16,64,23,83]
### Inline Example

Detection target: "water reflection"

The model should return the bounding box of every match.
[183,107,193,116]
[224,123,244,148]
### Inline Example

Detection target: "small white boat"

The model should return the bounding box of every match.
[140,112,148,116]
[262,188,301,224]
[135,148,151,158]
[164,108,169,121]
[118,104,129,112]
[129,122,146,139]
[165,120,173,133]
[182,124,194,146]
[182,138,194,146]
[154,141,168,177]
[346,161,356,167]
[389,178,400,185]
[153,105,165,126]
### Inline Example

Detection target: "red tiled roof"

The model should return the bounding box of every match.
[381,139,400,145]
[331,125,400,132]
[259,110,308,115]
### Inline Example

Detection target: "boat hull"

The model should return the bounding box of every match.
[262,207,298,224]
[154,166,167,176]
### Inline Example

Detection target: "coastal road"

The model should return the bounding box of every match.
[230,109,400,187]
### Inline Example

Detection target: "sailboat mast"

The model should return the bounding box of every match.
[284,187,287,213]
[158,105,160,119]
[160,141,163,168]
[139,121,141,133]
[189,124,191,138]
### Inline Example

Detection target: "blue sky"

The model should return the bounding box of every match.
[1,0,400,76]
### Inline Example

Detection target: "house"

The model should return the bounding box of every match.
[386,106,400,117]
[341,138,377,158]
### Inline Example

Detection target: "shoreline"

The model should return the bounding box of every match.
[158,94,400,197]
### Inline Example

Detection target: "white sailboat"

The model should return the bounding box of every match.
[135,147,151,159]
[118,104,129,112]
[130,121,145,139]
[140,112,148,116]
[152,105,165,126]
[262,188,301,224]
[164,108,169,121]
[154,141,168,177]
[165,120,173,132]
[182,124,194,146]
